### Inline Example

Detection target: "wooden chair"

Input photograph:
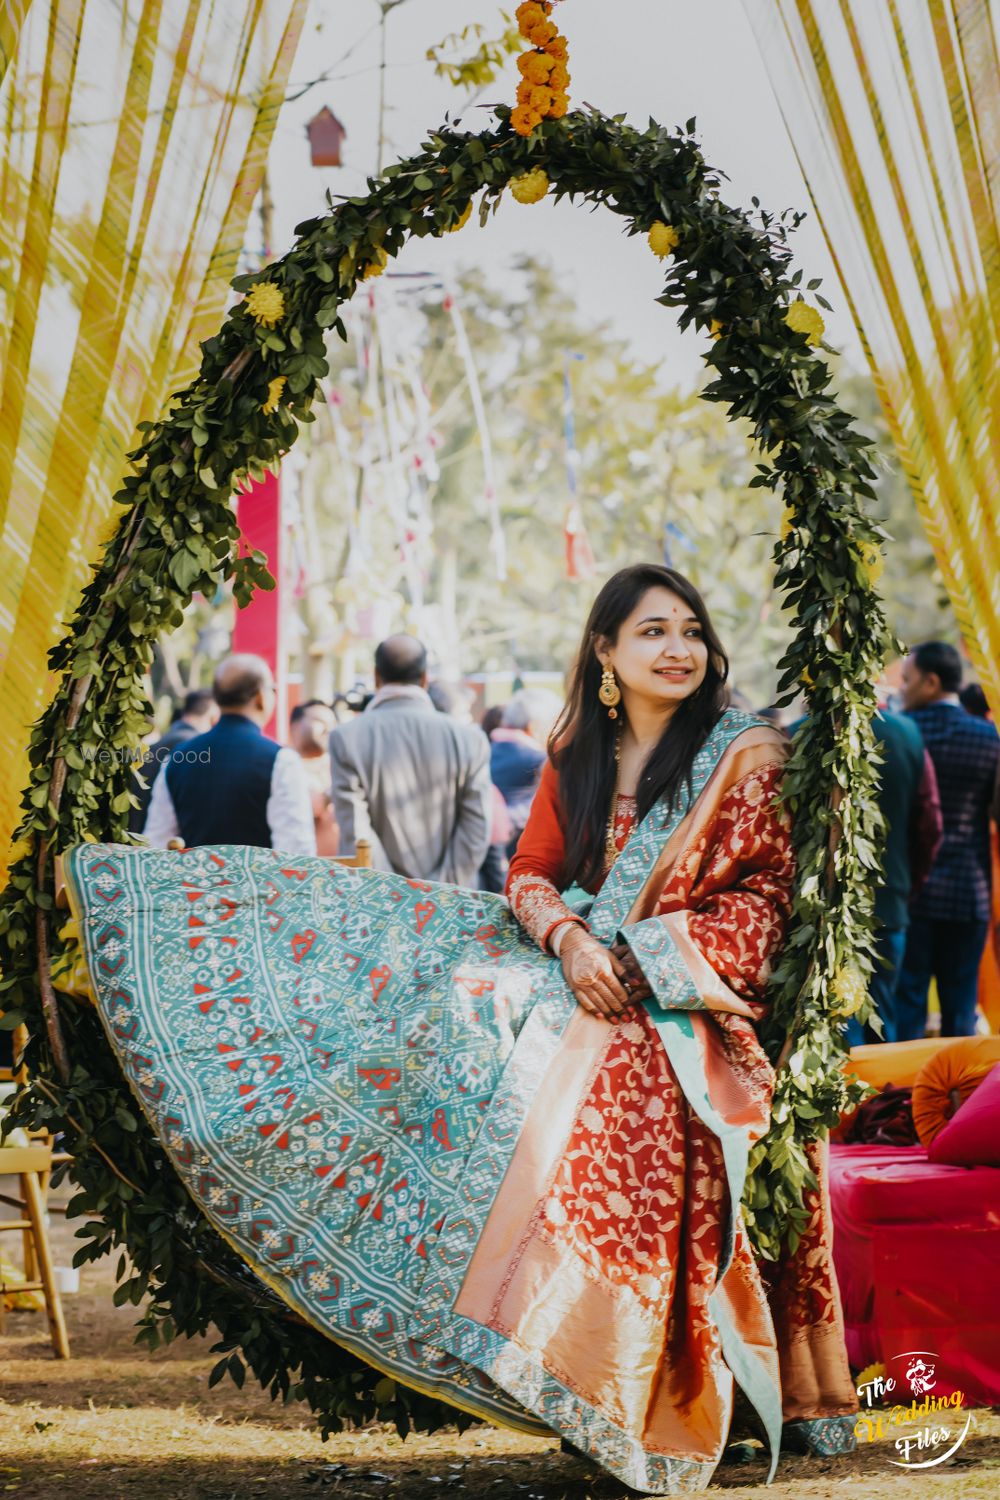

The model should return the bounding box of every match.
[331,837,372,869]
[0,1032,70,1357]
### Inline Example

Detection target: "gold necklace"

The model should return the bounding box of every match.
[605,732,623,869]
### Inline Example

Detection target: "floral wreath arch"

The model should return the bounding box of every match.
[1,102,893,1431]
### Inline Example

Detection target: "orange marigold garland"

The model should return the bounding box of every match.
[512,1,570,135]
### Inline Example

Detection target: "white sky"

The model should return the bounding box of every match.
[265,0,863,385]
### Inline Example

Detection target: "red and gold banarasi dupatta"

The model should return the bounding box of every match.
[64,708,857,1497]
[502,708,858,1471]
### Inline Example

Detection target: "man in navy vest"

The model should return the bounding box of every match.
[144,654,315,854]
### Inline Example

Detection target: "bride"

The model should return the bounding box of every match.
[65,563,858,1494]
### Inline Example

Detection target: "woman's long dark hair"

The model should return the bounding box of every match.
[550,564,730,888]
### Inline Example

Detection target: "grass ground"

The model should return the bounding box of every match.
[2,1191,998,1499]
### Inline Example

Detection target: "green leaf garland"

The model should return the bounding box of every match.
[0,105,893,1428]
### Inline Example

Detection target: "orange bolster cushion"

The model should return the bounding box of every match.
[911,1036,1000,1147]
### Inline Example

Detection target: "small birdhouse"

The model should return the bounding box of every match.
[306,107,346,168]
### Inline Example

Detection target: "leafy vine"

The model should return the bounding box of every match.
[0,105,890,1429]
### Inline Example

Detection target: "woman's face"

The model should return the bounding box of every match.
[597,586,709,713]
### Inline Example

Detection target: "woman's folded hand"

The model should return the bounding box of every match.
[559,927,632,1019]
[610,939,652,1003]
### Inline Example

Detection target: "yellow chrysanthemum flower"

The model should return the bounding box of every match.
[516,79,534,106]
[511,104,542,136]
[548,61,570,90]
[784,298,825,347]
[518,51,553,82]
[245,282,285,327]
[528,18,557,47]
[548,92,569,119]
[856,1362,887,1391]
[648,221,680,259]
[830,965,868,1017]
[528,84,554,113]
[443,202,472,234]
[510,167,550,204]
[860,541,884,585]
[515,1,547,34]
[361,246,388,280]
[546,34,568,59]
[261,376,286,414]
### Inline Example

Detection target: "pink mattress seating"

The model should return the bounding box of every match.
[829,1141,1000,1404]
[830,1038,1000,1406]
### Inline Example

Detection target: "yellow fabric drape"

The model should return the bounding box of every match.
[743,0,1000,717]
[0,0,307,848]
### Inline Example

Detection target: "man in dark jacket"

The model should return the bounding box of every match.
[897,641,1000,1037]
[130,688,217,833]
[845,709,942,1045]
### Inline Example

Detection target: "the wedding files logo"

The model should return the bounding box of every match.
[854,1352,975,1468]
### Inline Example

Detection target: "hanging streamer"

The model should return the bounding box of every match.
[0,0,307,846]
[743,0,1000,717]
[562,350,595,580]
[444,284,507,581]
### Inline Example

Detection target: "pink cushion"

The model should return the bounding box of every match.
[927,1062,1000,1166]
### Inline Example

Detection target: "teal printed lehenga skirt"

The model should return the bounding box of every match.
[64,709,857,1491]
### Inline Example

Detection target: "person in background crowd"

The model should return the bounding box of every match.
[480,703,505,740]
[844,708,943,1045]
[145,654,315,854]
[329,636,491,886]
[960,682,991,719]
[427,679,475,723]
[897,641,1000,1038]
[490,689,562,856]
[290,699,339,856]
[476,703,511,893]
[129,688,218,833]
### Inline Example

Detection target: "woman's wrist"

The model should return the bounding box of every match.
[555,922,592,956]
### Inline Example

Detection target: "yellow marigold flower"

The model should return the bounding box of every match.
[245,281,285,327]
[261,376,286,414]
[361,246,388,280]
[511,104,542,136]
[548,91,569,119]
[545,34,568,59]
[548,61,570,90]
[515,0,547,33]
[528,18,557,47]
[785,298,825,347]
[709,318,724,341]
[443,202,472,233]
[648,221,680,259]
[856,1362,887,1392]
[800,666,814,689]
[860,541,884,585]
[510,167,550,204]
[830,964,868,1017]
[516,79,534,105]
[528,84,554,113]
[518,51,553,82]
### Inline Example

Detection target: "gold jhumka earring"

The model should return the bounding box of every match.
[598,665,621,720]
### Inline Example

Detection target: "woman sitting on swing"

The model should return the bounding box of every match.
[66,563,858,1495]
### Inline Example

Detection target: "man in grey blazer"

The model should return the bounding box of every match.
[329,636,492,887]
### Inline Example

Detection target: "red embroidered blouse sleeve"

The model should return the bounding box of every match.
[666,761,796,1002]
[505,760,588,952]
